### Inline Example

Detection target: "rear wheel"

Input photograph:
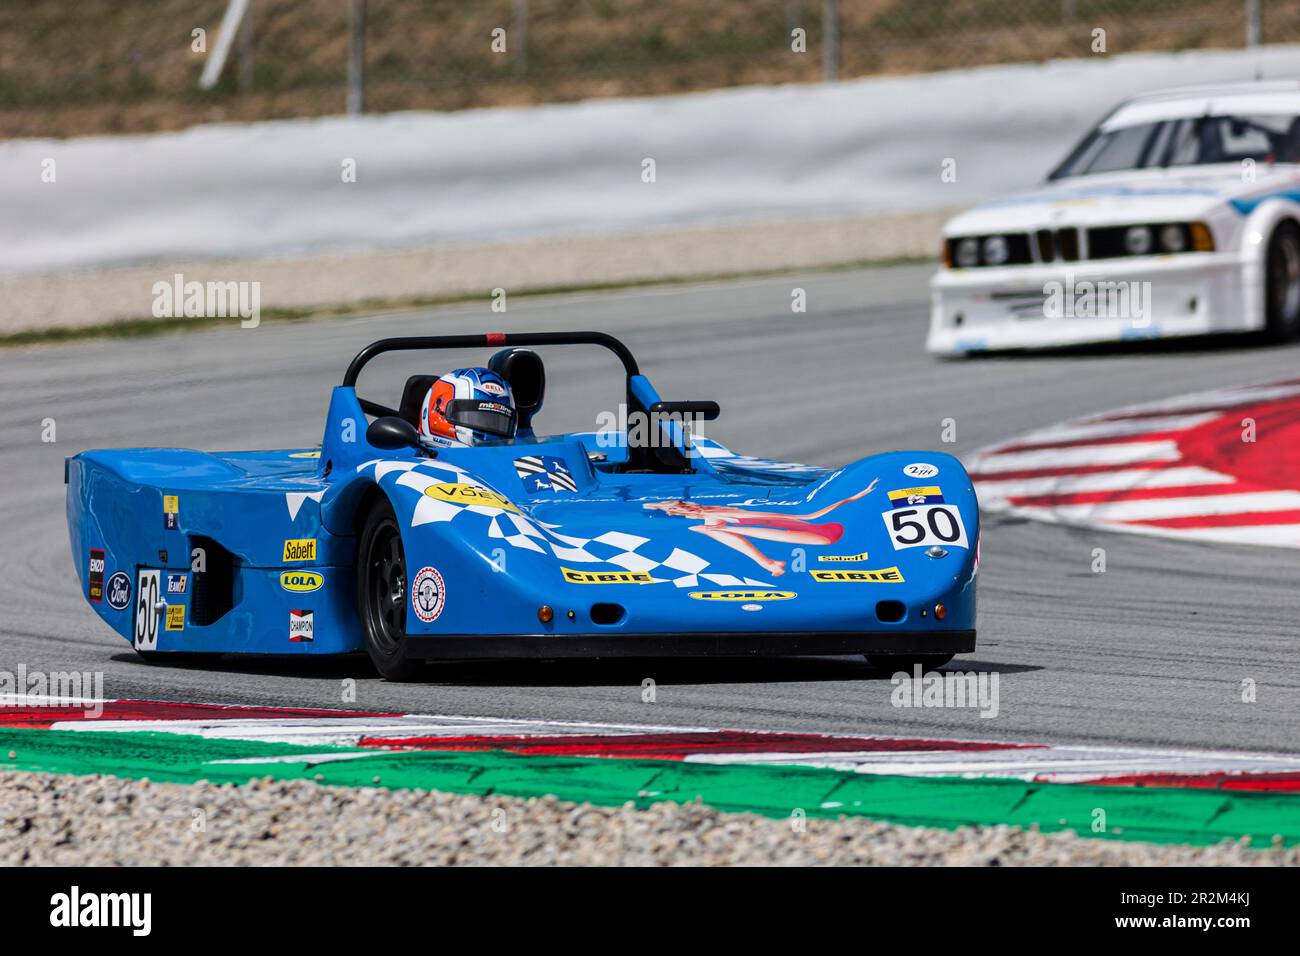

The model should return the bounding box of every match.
[865,654,953,673]
[1264,221,1300,342]
[357,497,425,681]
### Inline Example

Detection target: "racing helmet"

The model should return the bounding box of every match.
[419,368,517,448]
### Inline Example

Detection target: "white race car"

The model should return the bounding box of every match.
[928,81,1300,355]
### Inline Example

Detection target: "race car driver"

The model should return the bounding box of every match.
[418,367,518,449]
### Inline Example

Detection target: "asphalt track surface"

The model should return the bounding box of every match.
[4,263,1300,752]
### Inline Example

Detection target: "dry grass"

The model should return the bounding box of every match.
[1,0,1296,139]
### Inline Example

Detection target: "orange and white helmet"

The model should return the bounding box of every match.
[418,368,517,448]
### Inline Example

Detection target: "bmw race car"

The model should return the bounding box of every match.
[929,81,1300,354]
[67,331,977,680]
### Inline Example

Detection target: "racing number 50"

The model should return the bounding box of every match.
[134,569,161,651]
[885,504,968,549]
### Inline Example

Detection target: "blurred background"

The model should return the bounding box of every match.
[5,0,1298,138]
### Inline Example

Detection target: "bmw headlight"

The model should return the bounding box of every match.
[1124,225,1153,256]
[1158,224,1186,253]
[982,235,1009,266]
[955,238,979,268]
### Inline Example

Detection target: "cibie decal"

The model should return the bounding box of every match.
[411,566,446,623]
[87,549,105,603]
[689,590,796,601]
[561,568,653,584]
[818,552,869,563]
[515,455,578,493]
[105,572,131,611]
[810,568,905,583]
[283,539,317,562]
[280,570,324,593]
[289,609,315,642]
[163,494,179,530]
[903,463,939,479]
[165,605,185,631]
[883,504,969,550]
[424,483,520,513]
[887,486,944,507]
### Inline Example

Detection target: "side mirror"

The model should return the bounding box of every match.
[367,416,421,450]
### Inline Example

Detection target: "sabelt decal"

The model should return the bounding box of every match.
[818,552,869,563]
[163,494,179,530]
[87,549,105,603]
[283,539,317,562]
[411,566,446,623]
[289,609,315,642]
[165,604,185,631]
[887,486,944,507]
[424,483,520,512]
[280,570,324,593]
[810,567,905,583]
[689,590,796,601]
[561,568,654,584]
[105,572,131,611]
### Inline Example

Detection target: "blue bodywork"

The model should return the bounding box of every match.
[67,341,978,661]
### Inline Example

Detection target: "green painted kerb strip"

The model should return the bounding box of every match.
[3,728,1297,848]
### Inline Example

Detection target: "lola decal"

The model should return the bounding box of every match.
[282,539,317,562]
[87,549,105,603]
[689,590,796,601]
[411,566,446,622]
[810,567,905,583]
[561,568,653,584]
[105,572,132,611]
[288,609,315,642]
[280,570,324,593]
[424,483,520,513]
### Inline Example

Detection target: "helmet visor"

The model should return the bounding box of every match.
[445,398,517,439]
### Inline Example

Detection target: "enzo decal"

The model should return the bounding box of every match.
[424,483,520,512]
[561,568,653,584]
[283,539,317,562]
[288,609,314,642]
[887,486,944,507]
[165,605,185,631]
[163,494,179,530]
[883,504,969,550]
[281,570,323,593]
[818,552,869,563]
[810,568,905,583]
[903,463,939,479]
[411,566,446,623]
[134,569,161,651]
[105,571,131,611]
[87,549,105,603]
[689,590,795,601]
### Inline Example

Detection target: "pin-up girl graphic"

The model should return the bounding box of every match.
[643,478,878,577]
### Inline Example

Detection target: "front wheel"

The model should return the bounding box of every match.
[1264,221,1300,342]
[357,496,425,681]
[865,654,953,673]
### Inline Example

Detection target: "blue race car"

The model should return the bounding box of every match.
[67,331,978,680]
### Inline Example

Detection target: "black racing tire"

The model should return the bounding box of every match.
[357,496,425,682]
[864,654,954,673]
[1264,221,1300,342]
